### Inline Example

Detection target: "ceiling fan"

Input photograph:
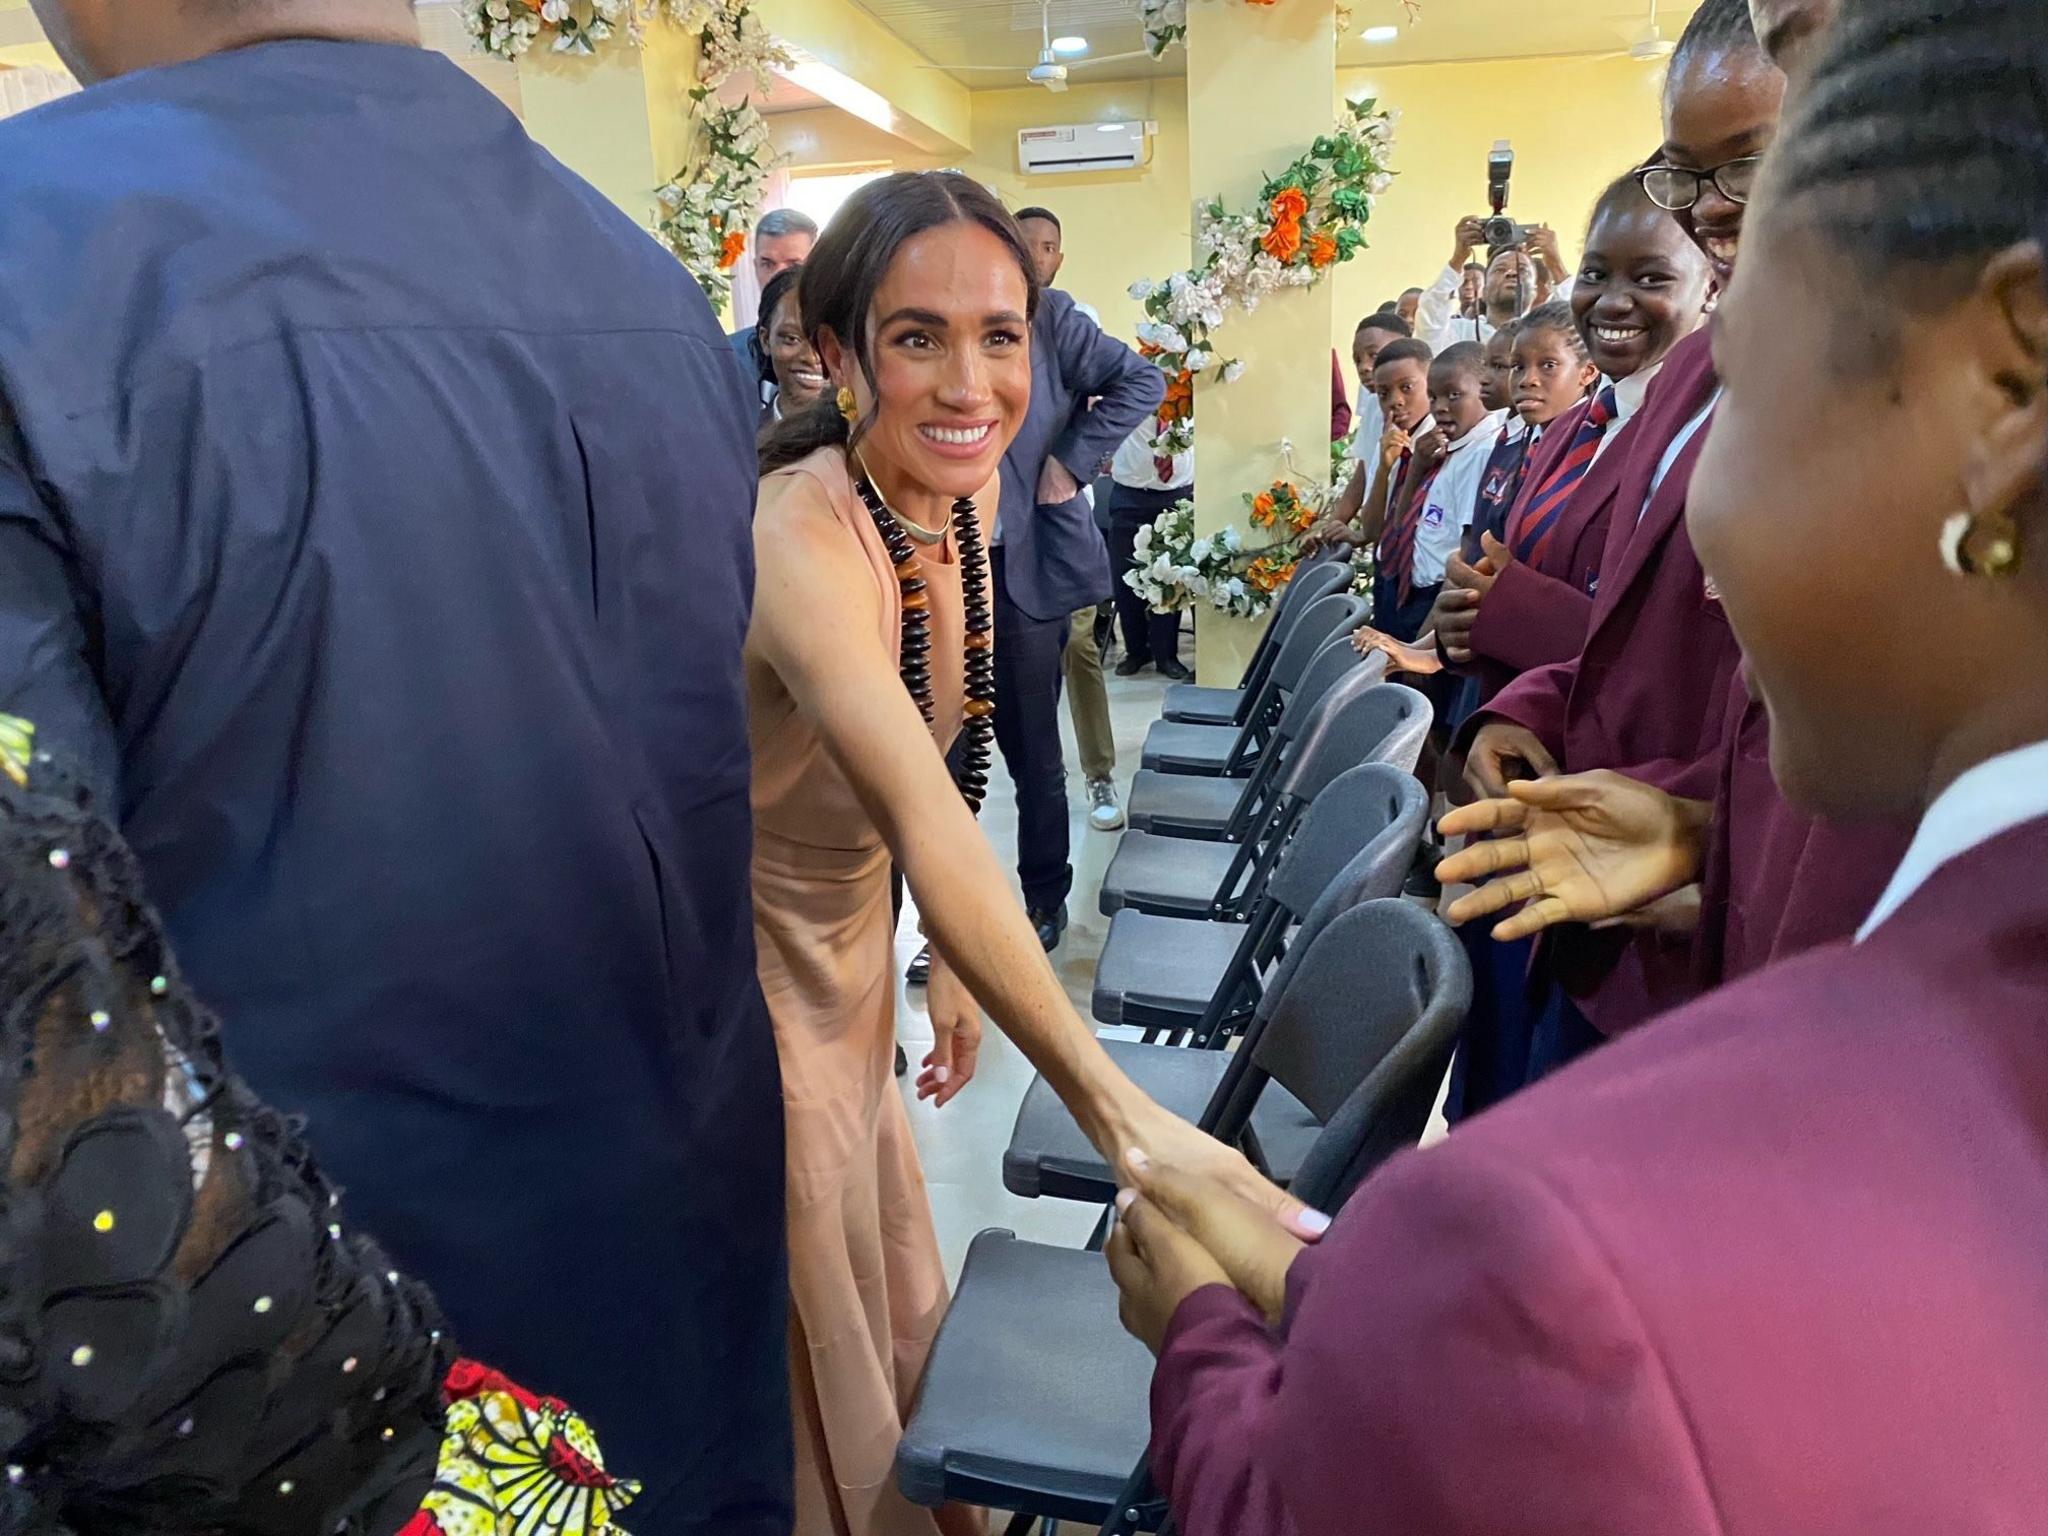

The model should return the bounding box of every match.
[1598,0,1677,61]
[919,0,1153,93]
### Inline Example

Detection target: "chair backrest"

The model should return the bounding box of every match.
[1230,902,1471,1211]
[1263,763,1429,922]
[1277,678,1433,800]
[1216,649,1385,844]
[1233,557,1352,696]
[1217,593,1367,775]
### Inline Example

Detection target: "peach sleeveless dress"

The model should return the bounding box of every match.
[748,447,983,1536]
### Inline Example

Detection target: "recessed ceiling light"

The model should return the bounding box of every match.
[1051,35,1090,56]
[1362,25,1400,43]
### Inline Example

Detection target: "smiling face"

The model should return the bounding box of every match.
[766,289,826,412]
[1571,195,1713,380]
[1660,42,1787,286]
[1429,360,1491,443]
[818,220,1034,507]
[1512,323,1599,428]
[1375,356,1432,433]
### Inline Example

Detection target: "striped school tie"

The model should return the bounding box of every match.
[1379,450,1447,607]
[1508,384,1619,567]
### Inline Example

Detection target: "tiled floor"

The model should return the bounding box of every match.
[894,626,1176,1280]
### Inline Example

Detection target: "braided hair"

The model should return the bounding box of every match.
[1673,0,1763,76]
[0,741,452,1535]
[1771,0,2045,290]
[1516,300,1591,364]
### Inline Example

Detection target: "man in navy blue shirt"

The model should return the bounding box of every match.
[0,4,789,1531]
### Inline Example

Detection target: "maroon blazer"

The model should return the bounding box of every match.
[1694,668,1915,988]
[1464,396,1618,699]
[1459,331,1744,1033]
[1151,816,2048,1536]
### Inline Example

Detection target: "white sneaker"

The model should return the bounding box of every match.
[1087,777,1126,831]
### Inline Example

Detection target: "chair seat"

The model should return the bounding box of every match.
[1125,770,1244,840]
[1161,681,1244,725]
[895,1231,1154,1523]
[1138,718,1241,776]
[1091,909,1244,1026]
[1098,832,1238,918]
[1002,1038,1319,1202]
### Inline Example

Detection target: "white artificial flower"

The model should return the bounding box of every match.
[1163,0,1187,23]
[1221,525,1242,553]
[1223,360,1246,383]
[1133,526,1153,553]
[1128,279,1157,301]
[1226,577,1247,600]
[541,0,570,20]
[486,0,510,17]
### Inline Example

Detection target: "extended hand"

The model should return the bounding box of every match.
[1036,457,1083,505]
[1452,214,1488,269]
[1435,770,1711,941]
[1104,1180,1232,1356]
[1353,624,1443,675]
[1119,1100,1331,1246]
[916,951,983,1107]
[1120,1149,1306,1325]
[1303,516,1360,554]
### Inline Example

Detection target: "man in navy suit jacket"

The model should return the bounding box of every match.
[986,258,1164,945]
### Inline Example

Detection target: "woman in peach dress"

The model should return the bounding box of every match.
[744,173,1318,1536]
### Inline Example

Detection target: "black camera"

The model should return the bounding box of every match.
[1483,140,1535,250]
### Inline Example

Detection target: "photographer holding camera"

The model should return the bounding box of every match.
[1419,143,1573,352]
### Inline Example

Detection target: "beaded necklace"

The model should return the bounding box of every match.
[852,475,997,816]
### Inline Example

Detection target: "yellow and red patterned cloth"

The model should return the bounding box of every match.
[401,1362,641,1536]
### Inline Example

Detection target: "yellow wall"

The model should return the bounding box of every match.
[1330,54,1673,345]
[756,0,972,154]
[951,80,1192,343]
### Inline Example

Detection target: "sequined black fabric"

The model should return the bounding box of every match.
[0,764,454,1536]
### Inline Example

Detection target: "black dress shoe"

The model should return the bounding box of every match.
[1029,903,1069,952]
[905,944,932,985]
[1158,658,1195,683]
[895,1044,909,1078]
[1115,653,1151,678]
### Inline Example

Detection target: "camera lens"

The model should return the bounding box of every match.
[1482,216,1516,247]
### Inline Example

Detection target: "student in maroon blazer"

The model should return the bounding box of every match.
[1455,178,1713,699]
[1452,8,1786,1043]
[1107,7,2048,1532]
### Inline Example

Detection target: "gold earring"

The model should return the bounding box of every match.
[1940,512,2023,578]
[836,386,858,426]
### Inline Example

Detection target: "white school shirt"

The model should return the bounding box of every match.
[1858,739,2048,940]
[1110,421,1193,491]
[1588,357,1665,469]
[1410,409,1508,587]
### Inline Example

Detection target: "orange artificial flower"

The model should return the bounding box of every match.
[1307,231,1339,268]
[1247,554,1298,594]
[719,228,748,270]
[1162,370,1195,421]
[1270,187,1309,226]
[1250,491,1278,527]
[1262,219,1303,264]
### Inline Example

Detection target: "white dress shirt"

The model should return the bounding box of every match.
[1588,358,1665,468]
[1345,390,1387,505]
[1639,386,1723,524]
[1418,263,1576,354]
[1111,422,1193,491]
[1858,739,2048,939]
[1410,409,1508,587]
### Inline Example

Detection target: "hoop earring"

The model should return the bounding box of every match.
[836,387,859,426]
[1939,512,2022,578]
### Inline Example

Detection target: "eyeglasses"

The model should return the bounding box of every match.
[1635,156,1765,212]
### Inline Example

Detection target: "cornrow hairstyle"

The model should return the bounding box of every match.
[1518,299,1592,362]
[0,750,453,1535]
[1357,312,1414,340]
[1771,0,2044,295]
[1375,337,1435,372]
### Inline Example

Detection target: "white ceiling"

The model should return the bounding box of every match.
[852,0,1704,86]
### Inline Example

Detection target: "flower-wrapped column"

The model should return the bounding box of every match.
[1184,0,1339,681]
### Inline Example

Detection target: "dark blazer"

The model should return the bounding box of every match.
[997,288,1165,620]
[1464,395,1616,696]
[1152,814,2048,1536]
[1460,332,1744,1034]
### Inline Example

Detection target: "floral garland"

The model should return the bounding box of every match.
[1126,479,1373,620]
[463,0,668,59]
[648,2,792,316]
[1126,96,1396,464]
[1140,0,1360,58]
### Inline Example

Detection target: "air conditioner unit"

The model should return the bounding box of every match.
[1017,120,1154,176]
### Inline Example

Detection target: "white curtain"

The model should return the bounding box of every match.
[728,168,793,335]
[0,67,79,120]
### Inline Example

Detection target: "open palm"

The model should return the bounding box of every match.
[1435,771,1710,941]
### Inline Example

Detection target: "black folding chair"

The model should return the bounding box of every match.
[1159,556,1352,725]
